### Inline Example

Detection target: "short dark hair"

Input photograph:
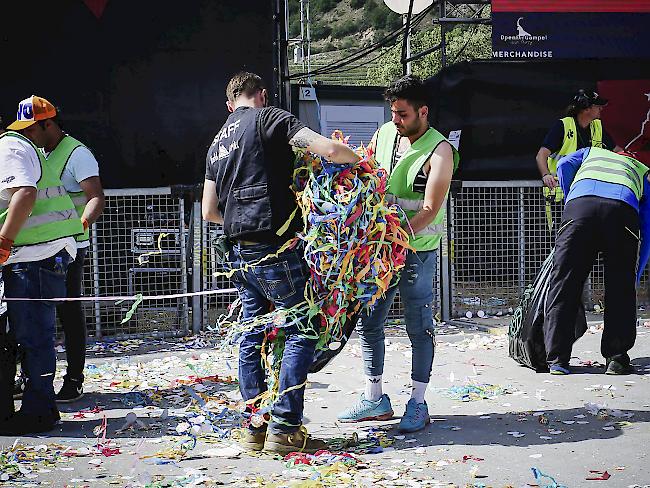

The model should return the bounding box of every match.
[384,74,428,110]
[226,72,265,103]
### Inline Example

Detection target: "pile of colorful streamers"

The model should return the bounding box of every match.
[214,133,411,428]
[294,134,411,350]
[284,450,360,467]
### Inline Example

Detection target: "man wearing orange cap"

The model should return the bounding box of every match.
[0,96,84,434]
[16,96,105,403]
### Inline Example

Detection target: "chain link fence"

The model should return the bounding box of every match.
[449,181,650,318]
[80,188,189,340]
[65,182,649,338]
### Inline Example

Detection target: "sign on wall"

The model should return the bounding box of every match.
[492,0,650,60]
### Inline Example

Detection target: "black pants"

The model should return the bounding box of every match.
[544,196,639,366]
[0,311,16,418]
[56,247,87,381]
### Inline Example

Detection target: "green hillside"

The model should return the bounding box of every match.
[287,0,492,86]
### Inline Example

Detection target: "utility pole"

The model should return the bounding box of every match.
[384,0,433,75]
[287,0,312,83]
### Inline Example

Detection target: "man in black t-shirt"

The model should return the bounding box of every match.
[202,72,359,454]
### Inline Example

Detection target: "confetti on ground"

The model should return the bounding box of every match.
[435,383,511,402]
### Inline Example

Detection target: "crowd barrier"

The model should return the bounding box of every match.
[67,182,648,339]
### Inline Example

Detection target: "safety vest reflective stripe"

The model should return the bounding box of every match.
[0,131,84,246]
[386,194,446,235]
[0,185,68,210]
[572,148,649,201]
[578,166,641,194]
[46,135,92,243]
[587,156,643,191]
[21,208,78,229]
[415,222,445,236]
[70,194,87,206]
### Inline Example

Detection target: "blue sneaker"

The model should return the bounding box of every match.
[337,393,394,423]
[549,363,571,375]
[398,399,430,433]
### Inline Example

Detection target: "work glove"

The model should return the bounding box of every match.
[0,235,14,264]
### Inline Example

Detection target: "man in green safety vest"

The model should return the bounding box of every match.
[337,75,459,433]
[535,89,622,230]
[17,96,105,403]
[0,95,84,434]
[544,147,650,376]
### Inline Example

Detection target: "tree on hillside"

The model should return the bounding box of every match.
[366,24,491,85]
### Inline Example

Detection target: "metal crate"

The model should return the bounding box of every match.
[82,188,189,339]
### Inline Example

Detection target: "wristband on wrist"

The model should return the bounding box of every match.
[541,173,551,178]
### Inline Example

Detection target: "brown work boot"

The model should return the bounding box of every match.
[263,426,328,455]
[238,427,267,451]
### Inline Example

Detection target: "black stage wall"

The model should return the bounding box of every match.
[0,1,281,188]
[425,60,650,180]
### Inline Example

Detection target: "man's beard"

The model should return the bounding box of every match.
[395,122,421,137]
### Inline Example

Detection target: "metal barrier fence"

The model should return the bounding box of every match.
[70,182,649,338]
[197,220,429,328]
[80,188,189,339]
[449,181,650,318]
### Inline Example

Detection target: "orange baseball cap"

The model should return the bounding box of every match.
[7,95,57,130]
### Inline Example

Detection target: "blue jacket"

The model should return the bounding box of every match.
[557,147,650,282]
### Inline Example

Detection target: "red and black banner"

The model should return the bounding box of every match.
[492,0,650,59]
[599,80,650,164]
[424,59,650,180]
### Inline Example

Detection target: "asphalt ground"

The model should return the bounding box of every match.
[1,318,649,487]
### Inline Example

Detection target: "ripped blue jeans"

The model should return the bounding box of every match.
[225,242,317,434]
[357,249,437,383]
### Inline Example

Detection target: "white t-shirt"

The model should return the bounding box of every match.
[47,143,100,249]
[0,135,76,265]
[58,145,100,193]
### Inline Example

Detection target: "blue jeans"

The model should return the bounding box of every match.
[225,242,316,434]
[2,249,71,416]
[358,249,437,383]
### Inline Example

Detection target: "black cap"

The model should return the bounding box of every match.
[574,89,608,107]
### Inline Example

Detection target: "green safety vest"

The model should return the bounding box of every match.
[572,147,648,200]
[543,117,604,230]
[547,117,604,176]
[0,131,84,246]
[375,122,459,251]
[46,135,90,242]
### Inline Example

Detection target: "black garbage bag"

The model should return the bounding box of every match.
[508,249,588,372]
[310,313,359,373]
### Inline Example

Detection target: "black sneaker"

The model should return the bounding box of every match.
[56,378,84,403]
[13,375,26,400]
[605,358,635,375]
[0,410,58,435]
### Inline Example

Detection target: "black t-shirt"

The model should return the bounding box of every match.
[205,106,305,243]
[541,118,615,152]
[205,107,305,181]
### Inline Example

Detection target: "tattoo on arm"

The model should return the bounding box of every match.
[289,127,319,149]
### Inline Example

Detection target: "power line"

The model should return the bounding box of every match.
[287,5,433,80]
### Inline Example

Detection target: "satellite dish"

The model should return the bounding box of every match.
[383,0,433,15]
